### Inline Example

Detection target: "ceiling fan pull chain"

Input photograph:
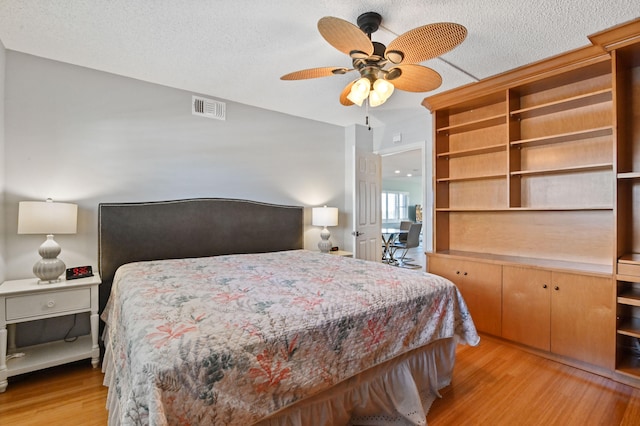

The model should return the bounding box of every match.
[366,101,371,130]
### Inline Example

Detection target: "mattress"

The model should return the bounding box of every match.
[101,250,479,425]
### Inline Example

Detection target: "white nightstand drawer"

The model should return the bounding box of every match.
[5,288,91,321]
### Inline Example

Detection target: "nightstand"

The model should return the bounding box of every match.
[0,274,101,392]
[330,250,353,257]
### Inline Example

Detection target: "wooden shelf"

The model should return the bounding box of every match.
[618,254,640,282]
[618,274,640,283]
[616,354,640,378]
[436,173,507,183]
[511,163,613,177]
[618,288,640,306]
[615,34,640,382]
[510,89,612,119]
[510,126,613,148]
[619,253,640,264]
[618,172,640,179]
[436,114,506,134]
[509,206,613,211]
[436,206,613,212]
[435,207,508,212]
[618,317,640,338]
[437,143,506,159]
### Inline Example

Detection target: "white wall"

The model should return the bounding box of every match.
[4,52,349,280]
[0,39,5,282]
[374,113,429,153]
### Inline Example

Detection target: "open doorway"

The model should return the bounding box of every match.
[381,148,425,269]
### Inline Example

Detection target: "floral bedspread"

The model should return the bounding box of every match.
[101,250,478,425]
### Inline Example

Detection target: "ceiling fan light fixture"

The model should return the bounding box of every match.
[373,78,394,99]
[347,77,371,106]
[368,78,394,107]
[368,90,384,107]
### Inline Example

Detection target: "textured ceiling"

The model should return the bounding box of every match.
[0,1,638,128]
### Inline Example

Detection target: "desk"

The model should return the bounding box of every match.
[382,228,407,264]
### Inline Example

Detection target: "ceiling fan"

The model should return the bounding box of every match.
[281,12,467,107]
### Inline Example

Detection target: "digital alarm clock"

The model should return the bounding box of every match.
[66,265,94,280]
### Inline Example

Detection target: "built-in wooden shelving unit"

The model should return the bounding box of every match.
[424,18,640,386]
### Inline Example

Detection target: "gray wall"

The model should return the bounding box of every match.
[0,39,5,282]
[4,52,349,280]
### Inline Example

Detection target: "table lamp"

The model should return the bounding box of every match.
[18,199,78,283]
[312,206,338,253]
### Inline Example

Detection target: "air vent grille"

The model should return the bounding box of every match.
[192,96,226,120]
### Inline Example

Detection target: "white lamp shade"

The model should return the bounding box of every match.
[369,79,395,107]
[368,90,384,107]
[346,77,371,106]
[373,78,394,99]
[312,206,338,227]
[18,201,78,234]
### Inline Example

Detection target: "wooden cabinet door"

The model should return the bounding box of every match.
[429,256,502,336]
[463,260,502,336]
[550,272,615,369]
[502,266,551,351]
[427,256,463,284]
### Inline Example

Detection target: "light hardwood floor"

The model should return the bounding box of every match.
[1,335,639,425]
[429,335,640,426]
[0,360,108,425]
[384,244,426,270]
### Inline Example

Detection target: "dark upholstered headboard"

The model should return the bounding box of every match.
[98,198,303,312]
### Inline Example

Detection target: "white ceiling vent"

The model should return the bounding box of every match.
[192,95,226,120]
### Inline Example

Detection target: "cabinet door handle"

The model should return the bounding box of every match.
[463,272,468,276]
[543,284,548,289]
[46,300,56,308]
[456,271,460,275]
[554,286,559,291]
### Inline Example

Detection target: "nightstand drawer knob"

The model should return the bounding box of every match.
[46,300,56,308]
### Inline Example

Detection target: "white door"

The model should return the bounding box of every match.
[353,150,381,261]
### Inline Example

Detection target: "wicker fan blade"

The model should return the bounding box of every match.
[318,16,374,58]
[340,81,355,106]
[387,64,442,92]
[385,22,467,64]
[281,67,350,80]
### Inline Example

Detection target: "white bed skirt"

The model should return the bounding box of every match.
[103,336,457,426]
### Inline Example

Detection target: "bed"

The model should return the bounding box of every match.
[98,198,479,425]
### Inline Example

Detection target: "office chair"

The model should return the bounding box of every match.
[390,223,422,268]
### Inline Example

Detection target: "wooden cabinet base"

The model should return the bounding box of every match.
[428,253,615,373]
